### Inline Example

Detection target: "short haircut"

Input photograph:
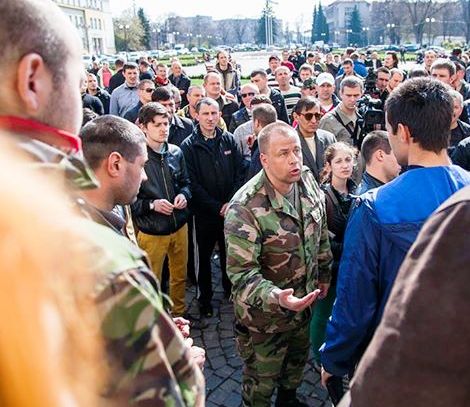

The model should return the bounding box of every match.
[274,66,290,76]
[455,62,465,72]
[115,58,125,68]
[187,85,205,95]
[139,59,149,67]
[250,69,268,79]
[431,59,456,76]
[293,96,320,115]
[342,58,353,66]
[361,130,392,165]
[152,86,173,102]
[258,121,297,154]
[80,115,146,170]
[138,79,154,90]
[299,64,313,74]
[123,62,138,72]
[204,71,221,84]
[195,97,219,113]
[390,68,404,78]
[448,89,464,106]
[252,104,277,127]
[156,62,167,69]
[0,0,71,83]
[340,76,364,92]
[385,78,453,153]
[424,50,437,57]
[376,67,390,76]
[138,102,170,126]
[82,108,98,127]
[251,95,272,106]
[216,50,228,59]
[408,67,429,78]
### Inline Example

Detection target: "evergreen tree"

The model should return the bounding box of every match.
[137,8,151,50]
[347,5,363,46]
[311,5,318,43]
[312,3,330,43]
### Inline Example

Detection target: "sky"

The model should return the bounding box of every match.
[110,0,318,30]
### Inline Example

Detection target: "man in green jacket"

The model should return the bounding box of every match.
[225,122,333,407]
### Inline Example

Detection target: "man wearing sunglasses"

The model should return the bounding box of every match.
[124,79,156,124]
[293,97,337,182]
[229,83,260,133]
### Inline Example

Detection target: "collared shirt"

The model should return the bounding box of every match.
[109,82,140,117]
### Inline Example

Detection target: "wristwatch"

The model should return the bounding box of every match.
[149,201,155,211]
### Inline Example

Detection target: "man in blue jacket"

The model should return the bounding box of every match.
[320,77,470,388]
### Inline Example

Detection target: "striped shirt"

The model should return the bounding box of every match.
[280,86,302,118]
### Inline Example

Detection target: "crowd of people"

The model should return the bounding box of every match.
[1,1,470,406]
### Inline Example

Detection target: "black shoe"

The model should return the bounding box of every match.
[199,303,213,318]
[275,388,308,407]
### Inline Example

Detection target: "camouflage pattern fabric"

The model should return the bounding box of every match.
[234,321,310,407]
[225,167,333,334]
[7,126,205,407]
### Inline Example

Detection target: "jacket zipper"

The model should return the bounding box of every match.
[161,156,177,229]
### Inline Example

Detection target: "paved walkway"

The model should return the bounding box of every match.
[184,257,333,407]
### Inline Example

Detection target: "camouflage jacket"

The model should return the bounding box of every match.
[1,116,205,407]
[225,167,333,334]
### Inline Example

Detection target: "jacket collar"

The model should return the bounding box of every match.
[0,116,81,153]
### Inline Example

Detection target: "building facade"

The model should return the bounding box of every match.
[325,0,371,46]
[52,0,116,54]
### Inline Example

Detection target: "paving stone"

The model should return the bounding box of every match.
[185,257,331,406]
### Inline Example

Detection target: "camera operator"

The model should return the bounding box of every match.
[375,67,391,105]
[319,76,363,147]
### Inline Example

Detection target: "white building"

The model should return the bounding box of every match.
[52,0,116,54]
[325,0,371,46]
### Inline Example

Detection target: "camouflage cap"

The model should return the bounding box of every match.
[302,78,316,89]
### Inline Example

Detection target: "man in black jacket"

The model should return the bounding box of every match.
[131,102,191,317]
[169,60,191,108]
[86,72,111,114]
[180,98,246,317]
[152,86,194,146]
[250,69,290,124]
[108,58,125,93]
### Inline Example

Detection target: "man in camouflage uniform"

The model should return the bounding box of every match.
[0,1,204,406]
[225,122,333,407]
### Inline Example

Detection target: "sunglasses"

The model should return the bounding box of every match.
[241,92,256,98]
[299,112,322,121]
[144,88,156,93]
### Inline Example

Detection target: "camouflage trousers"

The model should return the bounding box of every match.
[234,321,310,407]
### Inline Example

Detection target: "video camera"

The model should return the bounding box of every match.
[353,68,386,148]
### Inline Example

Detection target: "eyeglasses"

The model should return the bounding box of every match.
[241,92,256,98]
[299,112,322,121]
[144,88,156,93]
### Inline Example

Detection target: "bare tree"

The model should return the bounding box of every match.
[460,0,470,43]
[232,18,248,44]
[403,0,447,44]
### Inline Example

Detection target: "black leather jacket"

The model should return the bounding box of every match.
[131,143,191,235]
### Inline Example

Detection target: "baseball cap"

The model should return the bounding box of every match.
[316,73,335,86]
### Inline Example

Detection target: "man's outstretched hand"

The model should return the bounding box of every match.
[277,288,321,312]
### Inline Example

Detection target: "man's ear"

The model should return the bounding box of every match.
[16,53,53,115]
[397,123,412,145]
[106,152,123,177]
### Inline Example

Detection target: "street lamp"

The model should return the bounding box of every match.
[119,24,130,52]
[196,34,202,48]
[346,28,352,46]
[425,17,435,45]
[362,26,370,46]
[152,28,161,50]
[386,23,395,45]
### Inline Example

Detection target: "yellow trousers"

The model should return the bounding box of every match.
[137,224,188,316]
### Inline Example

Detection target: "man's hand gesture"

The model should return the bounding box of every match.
[278,288,321,312]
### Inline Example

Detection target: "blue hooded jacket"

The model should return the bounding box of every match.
[320,165,470,376]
